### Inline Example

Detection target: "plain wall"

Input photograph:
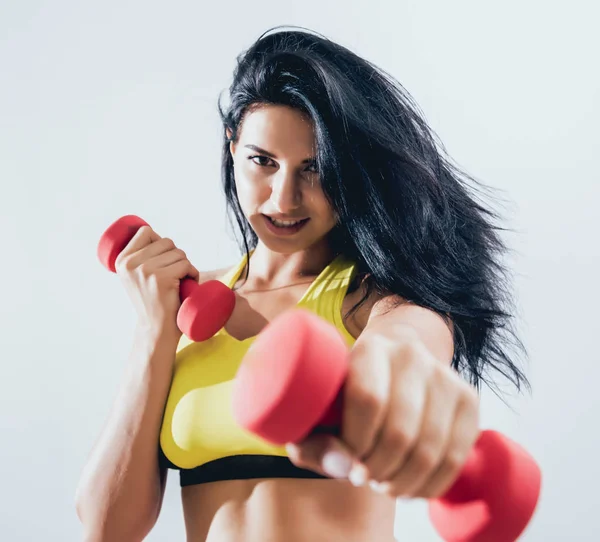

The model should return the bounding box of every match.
[1,1,598,540]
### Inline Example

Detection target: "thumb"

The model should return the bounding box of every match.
[286,435,356,479]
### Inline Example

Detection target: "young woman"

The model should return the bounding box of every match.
[76,26,530,542]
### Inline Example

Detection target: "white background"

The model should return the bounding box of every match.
[1,1,598,540]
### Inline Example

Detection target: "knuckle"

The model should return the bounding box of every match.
[444,449,466,472]
[462,389,480,421]
[138,263,153,279]
[351,387,383,414]
[136,226,155,242]
[162,237,175,249]
[470,392,480,413]
[415,443,439,470]
[397,339,425,366]
[384,426,413,451]
[461,383,479,405]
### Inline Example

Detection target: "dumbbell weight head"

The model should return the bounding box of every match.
[232,308,349,445]
[233,309,542,542]
[428,430,542,542]
[98,214,236,342]
[98,214,149,273]
[177,279,237,342]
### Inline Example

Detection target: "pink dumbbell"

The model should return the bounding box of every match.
[232,309,542,542]
[97,215,235,342]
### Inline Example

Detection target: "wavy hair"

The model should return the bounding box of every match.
[217,25,530,399]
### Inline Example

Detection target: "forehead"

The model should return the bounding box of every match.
[239,105,316,151]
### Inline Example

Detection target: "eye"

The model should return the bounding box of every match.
[248,155,319,174]
[305,162,319,174]
[248,155,273,167]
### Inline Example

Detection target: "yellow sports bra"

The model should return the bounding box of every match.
[158,250,358,486]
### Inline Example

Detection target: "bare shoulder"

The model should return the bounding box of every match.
[198,266,234,285]
[344,273,406,338]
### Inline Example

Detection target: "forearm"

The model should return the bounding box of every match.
[75,325,178,541]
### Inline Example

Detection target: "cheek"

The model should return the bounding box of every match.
[311,190,336,223]
[234,167,262,204]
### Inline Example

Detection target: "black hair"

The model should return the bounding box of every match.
[217,25,530,399]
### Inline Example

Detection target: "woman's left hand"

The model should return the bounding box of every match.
[285,326,480,499]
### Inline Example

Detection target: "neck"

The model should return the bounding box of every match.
[241,242,336,289]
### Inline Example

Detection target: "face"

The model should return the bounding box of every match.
[229,104,338,254]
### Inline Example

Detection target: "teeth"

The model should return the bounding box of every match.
[271,218,304,227]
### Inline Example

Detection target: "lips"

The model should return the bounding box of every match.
[262,214,310,235]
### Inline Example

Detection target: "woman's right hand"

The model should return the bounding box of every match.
[114,225,200,340]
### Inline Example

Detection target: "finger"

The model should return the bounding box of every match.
[374,369,460,497]
[163,255,200,283]
[155,242,198,282]
[138,237,177,262]
[188,262,201,282]
[141,251,191,276]
[341,338,391,459]
[359,357,426,483]
[285,435,357,479]
[414,391,480,499]
[118,235,174,273]
[120,225,161,260]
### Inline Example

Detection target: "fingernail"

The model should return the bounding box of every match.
[322,450,353,478]
[285,443,298,456]
[349,465,368,487]
[369,480,387,493]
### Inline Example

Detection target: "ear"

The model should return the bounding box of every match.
[226,128,236,159]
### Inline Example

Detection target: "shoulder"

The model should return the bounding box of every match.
[345,273,407,337]
[197,266,235,285]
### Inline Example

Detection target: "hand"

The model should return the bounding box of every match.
[285,327,480,499]
[115,225,200,340]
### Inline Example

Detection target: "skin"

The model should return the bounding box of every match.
[228,103,340,287]
[178,104,397,542]
[175,104,479,541]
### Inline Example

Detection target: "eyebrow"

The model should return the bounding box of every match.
[244,144,315,164]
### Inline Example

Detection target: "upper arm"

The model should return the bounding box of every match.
[349,274,454,364]
[365,298,455,365]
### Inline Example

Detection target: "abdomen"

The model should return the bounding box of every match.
[181,477,396,542]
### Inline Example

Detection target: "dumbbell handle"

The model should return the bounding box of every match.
[179,277,201,303]
[98,214,236,342]
[98,215,202,301]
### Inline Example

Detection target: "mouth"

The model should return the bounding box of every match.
[262,214,311,236]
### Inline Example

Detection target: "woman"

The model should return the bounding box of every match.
[75,26,530,542]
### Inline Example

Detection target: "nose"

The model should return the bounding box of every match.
[269,169,302,214]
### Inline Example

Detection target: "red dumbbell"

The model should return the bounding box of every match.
[97,215,236,342]
[232,309,542,542]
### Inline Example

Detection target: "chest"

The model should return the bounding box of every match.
[224,280,366,342]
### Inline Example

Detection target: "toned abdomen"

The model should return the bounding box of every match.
[182,477,396,542]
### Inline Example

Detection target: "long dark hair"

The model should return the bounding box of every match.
[217,25,530,399]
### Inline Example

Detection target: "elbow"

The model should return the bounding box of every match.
[75,492,158,542]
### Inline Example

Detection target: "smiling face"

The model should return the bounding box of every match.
[229,104,338,254]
